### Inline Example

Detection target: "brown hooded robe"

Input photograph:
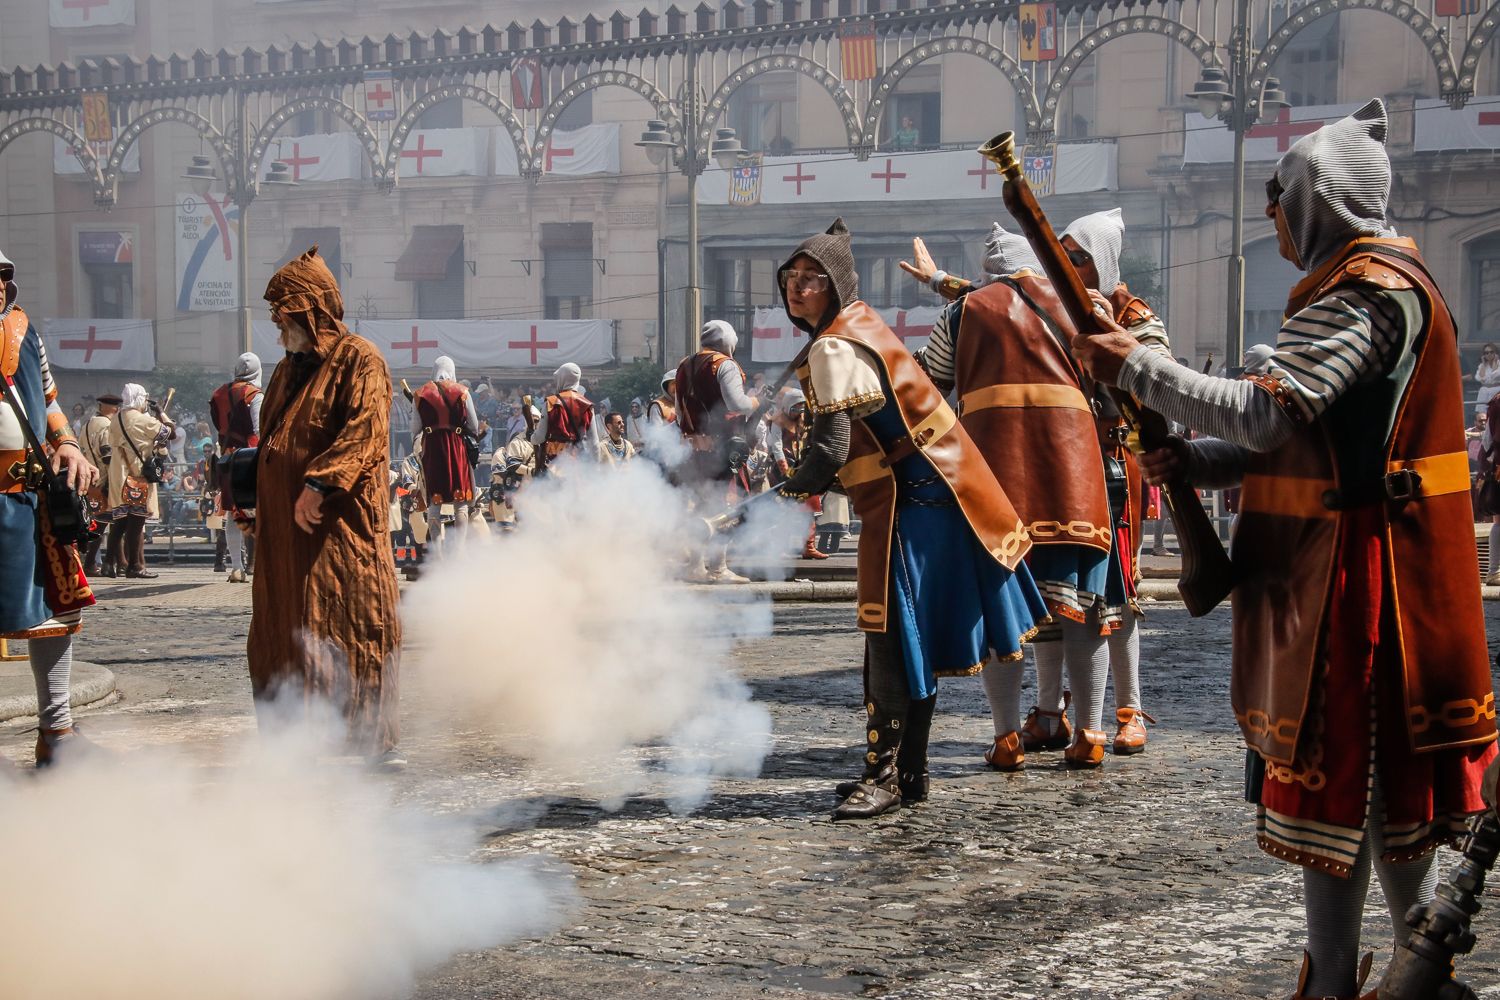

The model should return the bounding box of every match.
[249,247,401,753]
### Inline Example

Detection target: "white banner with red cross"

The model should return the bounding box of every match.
[1182,102,1361,163]
[41,318,154,371]
[494,123,622,177]
[747,305,942,364]
[55,136,139,175]
[696,143,1115,205]
[1414,97,1500,151]
[49,0,133,27]
[397,128,485,179]
[253,319,615,370]
[263,132,367,183]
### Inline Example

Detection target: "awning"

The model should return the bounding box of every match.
[396,225,463,282]
[277,227,340,270]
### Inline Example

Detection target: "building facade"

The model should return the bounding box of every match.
[2,0,1498,403]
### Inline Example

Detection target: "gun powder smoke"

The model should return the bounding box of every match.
[403,456,775,812]
[0,708,573,1000]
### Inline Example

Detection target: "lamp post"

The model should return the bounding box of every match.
[181,130,296,354]
[1188,0,1288,367]
[636,36,744,357]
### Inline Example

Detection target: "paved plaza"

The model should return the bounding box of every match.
[4,570,1499,999]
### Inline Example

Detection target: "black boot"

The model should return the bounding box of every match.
[832,704,903,821]
[895,695,935,804]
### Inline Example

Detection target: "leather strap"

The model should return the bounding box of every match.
[960,382,1092,414]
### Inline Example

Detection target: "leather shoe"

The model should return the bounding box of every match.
[1287,950,1373,1000]
[831,781,902,820]
[1020,690,1073,751]
[835,772,926,801]
[1063,729,1107,769]
[126,570,159,579]
[984,731,1025,771]
[1112,706,1156,755]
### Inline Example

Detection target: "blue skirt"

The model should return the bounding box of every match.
[888,499,1049,701]
[0,491,51,636]
[1026,542,1115,625]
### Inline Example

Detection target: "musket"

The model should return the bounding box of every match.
[702,484,785,540]
[979,131,1232,617]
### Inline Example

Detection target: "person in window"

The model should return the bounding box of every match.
[891,115,920,151]
[1472,341,1500,418]
[774,218,1047,820]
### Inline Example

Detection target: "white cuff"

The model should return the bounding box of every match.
[928,270,948,293]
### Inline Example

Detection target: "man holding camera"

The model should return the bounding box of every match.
[0,248,101,766]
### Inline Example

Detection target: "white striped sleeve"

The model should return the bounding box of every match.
[920,300,960,388]
[1269,288,1405,424]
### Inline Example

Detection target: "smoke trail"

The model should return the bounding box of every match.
[0,705,573,1000]
[403,455,774,812]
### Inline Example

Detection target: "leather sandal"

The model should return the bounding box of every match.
[1020,690,1073,751]
[1063,728,1107,769]
[1111,706,1157,756]
[984,731,1025,772]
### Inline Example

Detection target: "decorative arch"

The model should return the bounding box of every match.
[386,84,528,183]
[1043,17,1221,137]
[107,107,234,206]
[532,70,678,178]
[1250,0,1457,111]
[861,38,1040,149]
[0,117,105,203]
[700,54,861,158]
[250,96,383,190]
[1447,0,1500,103]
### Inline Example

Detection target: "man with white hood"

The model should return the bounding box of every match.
[107,381,174,578]
[412,356,480,530]
[1075,98,1496,999]
[674,320,763,583]
[210,352,262,581]
[531,361,599,469]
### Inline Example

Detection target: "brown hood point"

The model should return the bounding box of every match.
[263,245,350,354]
[780,217,859,335]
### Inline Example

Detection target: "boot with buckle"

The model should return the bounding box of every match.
[1111,706,1157,756]
[894,695,935,804]
[1020,690,1073,751]
[984,731,1025,771]
[1287,951,1375,1000]
[1063,728,1107,769]
[832,702,904,821]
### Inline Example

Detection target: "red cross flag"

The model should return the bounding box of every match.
[264,133,365,183]
[748,306,940,363]
[1184,102,1355,163]
[42,319,154,371]
[49,0,134,27]
[363,70,396,123]
[1415,97,1500,151]
[398,128,484,178]
[348,319,615,369]
[493,123,622,177]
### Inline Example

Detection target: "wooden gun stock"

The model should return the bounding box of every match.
[979,131,1233,617]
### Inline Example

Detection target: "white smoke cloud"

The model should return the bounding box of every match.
[0,707,572,1000]
[403,454,774,812]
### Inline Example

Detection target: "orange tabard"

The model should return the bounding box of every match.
[952,274,1111,552]
[1233,238,1496,764]
[798,302,1031,632]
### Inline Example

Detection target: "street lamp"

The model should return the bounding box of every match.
[179,152,296,353]
[635,37,745,356]
[1188,0,1289,367]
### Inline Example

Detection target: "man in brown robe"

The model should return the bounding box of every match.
[249,247,403,765]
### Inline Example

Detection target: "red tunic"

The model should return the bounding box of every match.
[544,389,594,458]
[415,380,474,504]
[210,380,261,450]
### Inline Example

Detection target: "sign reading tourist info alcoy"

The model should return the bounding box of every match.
[175,193,239,313]
[251,319,616,370]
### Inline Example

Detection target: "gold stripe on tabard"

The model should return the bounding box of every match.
[961,383,1091,414]
[1388,451,1469,499]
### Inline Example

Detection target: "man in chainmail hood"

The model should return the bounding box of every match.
[774,218,1048,820]
[1074,98,1496,998]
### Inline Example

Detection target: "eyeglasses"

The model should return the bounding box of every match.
[778,269,830,293]
[1265,175,1284,208]
[1066,247,1093,270]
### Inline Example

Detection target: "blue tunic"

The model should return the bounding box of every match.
[860,388,1048,701]
[0,322,57,635]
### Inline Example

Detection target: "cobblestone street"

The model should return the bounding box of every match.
[6,573,1499,999]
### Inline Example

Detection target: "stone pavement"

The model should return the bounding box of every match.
[3,570,1499,998]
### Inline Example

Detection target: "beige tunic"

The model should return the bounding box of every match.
[107,408,164,518]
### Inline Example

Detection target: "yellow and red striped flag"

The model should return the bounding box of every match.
[839,24,878,81]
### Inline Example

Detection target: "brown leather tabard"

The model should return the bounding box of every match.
[798,301,1032,632]
[211,380,262,450]
[1233,238,1496,764]
[954,276,1111,551]
[414,380,465,432]
[675,350,736,437]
